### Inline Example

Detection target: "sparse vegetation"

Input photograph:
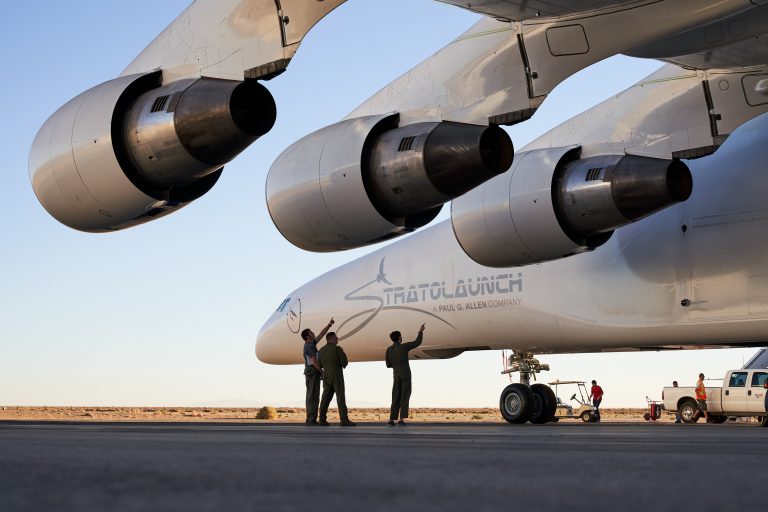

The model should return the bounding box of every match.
[256,406,278,420]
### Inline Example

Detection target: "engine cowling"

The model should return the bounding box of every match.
[451,146,692,267]
[29,72,276,232]
[266,114,513,252]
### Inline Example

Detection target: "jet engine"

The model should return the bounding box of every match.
[451,146,692,267]
[29,72,276,232]
[266,114,513,251]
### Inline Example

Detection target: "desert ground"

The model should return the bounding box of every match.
[0,406,666,423]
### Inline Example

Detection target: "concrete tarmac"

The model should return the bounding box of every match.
[0,420,765,511]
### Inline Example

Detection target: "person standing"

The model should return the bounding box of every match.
[318,332,356,426]
[692,372,709,423]
[590,379,604,422]
[301,318,334,425]
[385,324,425,426]
[672,381,682,423]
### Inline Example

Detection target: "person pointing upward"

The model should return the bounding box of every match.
[300,318,334,425]
[385,324,425,426]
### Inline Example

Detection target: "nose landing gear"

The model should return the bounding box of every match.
[500,352,556,424]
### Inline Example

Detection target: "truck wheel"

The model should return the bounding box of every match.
[679,400,697,424]
[500,384,534,424]
[760,416,768,428]
[580,411,593,423]
[529,384,557,424]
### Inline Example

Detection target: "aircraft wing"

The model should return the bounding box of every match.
[437,0,639,20]
[30,0,768,242]
[627,6,768,70]
[441,0,768,71]
[121,0,768,83]
[121,0,347,81]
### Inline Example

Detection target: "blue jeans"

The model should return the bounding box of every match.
[593,398,602,420]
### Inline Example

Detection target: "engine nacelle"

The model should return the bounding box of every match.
[266,114,513,252]
[451,146,692,267]
[29,72,276,232]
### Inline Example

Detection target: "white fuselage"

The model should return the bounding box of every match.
[256,112,768,365]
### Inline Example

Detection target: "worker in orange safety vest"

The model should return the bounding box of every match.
[692,372,709,423]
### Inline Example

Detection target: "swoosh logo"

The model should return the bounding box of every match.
[337,258,456,340]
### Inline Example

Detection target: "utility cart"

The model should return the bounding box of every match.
[644,396,663,421]
[549,380,598,422]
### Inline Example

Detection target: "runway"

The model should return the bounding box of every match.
[0,421,764,511]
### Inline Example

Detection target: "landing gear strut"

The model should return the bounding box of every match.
[499,352,556,424]
[502,352,550,385]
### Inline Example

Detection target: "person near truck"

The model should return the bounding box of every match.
[590,380,604,422]
[385,323,425,426]
[692,372,709,423]
[301,318,334,425]
[672,381,682,423]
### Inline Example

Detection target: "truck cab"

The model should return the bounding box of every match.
[720,370,768,414]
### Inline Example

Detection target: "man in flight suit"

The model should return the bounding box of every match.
[301,318,334,425]
[385,324,425,426]
[318,332,356,426]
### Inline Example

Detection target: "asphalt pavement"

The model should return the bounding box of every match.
[0,420,764,511]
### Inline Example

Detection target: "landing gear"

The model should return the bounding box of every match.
[499,352,555,424]
[530,383,557,424]
[500,383,535,423]
[503,352,550,386]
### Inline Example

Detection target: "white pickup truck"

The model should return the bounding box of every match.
[662,369,768,425]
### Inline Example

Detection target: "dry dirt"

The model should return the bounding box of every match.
[0,406,669,423]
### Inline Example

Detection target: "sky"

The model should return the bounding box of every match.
[0,0,758,409]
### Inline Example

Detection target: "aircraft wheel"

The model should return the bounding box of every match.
[679,400,698,424]
[500,383,534,424]
[529,384,557,424]
[580,410,593,423]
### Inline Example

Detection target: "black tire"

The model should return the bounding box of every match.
[708,415,727,424]
[760,416,768,428]
[529,384,557,424]
[500,383,535,424]
[679,400,698,424]
[580,410,593,423]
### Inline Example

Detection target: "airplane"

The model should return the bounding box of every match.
[28,1,768,424]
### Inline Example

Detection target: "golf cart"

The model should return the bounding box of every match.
[549,380,599,422]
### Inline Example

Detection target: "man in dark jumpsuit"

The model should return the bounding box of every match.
[301,318,334,425]
[318,332,356,426]
[385,323,425,426]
